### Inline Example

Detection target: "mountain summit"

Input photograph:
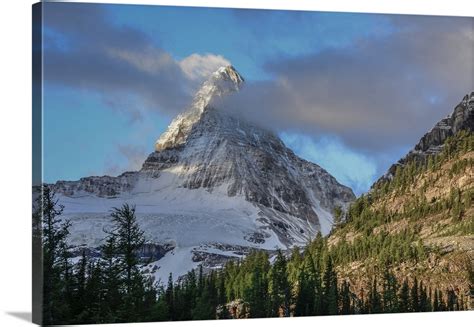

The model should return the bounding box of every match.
[155,65,244,152]
[52,66,355,281]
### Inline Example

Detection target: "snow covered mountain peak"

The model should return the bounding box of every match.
[192,65,244,111]
[214,65,244,85]
[155,65,244,152]
[51,65,355,281]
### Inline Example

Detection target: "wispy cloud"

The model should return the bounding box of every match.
[43,3,231,117]
[104,144,148,176]
[180,54,231,81]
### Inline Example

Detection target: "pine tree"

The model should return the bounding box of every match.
[165,273,174,319]
[70,250,88,320]
[198,265,204,294]
[37,185,72,324]
[192,284,215,320]
[102,204,157,322]
[340,280,352,315]
[419,282,432,311]
[83,262,104,323]
[98,234,123,322]
[269,250,291,317]
[246,257,269,318]
[108,204,148,320]
[216,272,230,319]
[447,289,458,311]
[151,287,170,321]
[410,277,420,312]
[294,251,320,316]
[180,269,197,320]
[368,277,382,314]
[322,255,338,315]
[382,269,399,312]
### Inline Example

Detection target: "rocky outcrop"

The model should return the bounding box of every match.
[375,92,474,185]
[413,92,474,156]
[53,171,139,197]
[219,300,250,319]
[138,242,175,261]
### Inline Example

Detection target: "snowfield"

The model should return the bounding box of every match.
[58,175,323,281]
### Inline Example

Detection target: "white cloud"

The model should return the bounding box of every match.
[106,47,176,74]
[179,53,231,81]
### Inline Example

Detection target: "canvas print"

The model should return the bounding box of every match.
[32,1,474,325]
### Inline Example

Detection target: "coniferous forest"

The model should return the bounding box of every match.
[34,133,473,326]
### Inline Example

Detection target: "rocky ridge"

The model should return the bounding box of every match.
[376,92,474,185]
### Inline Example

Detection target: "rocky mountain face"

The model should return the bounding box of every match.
[376,92,474,184]
[414,93,474,154]
[52,66,355,282]
[328,93,474,306]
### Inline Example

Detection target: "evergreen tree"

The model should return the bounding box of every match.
[295,253,318,316]
[37,185,72,324]
[98,234,123,322]
[340,280,352,315]
[398,278,410,312]
[151,287,170,322]
[368,277,382,314]
[419,282,432,312]
[447,289,458,311]
[269,250,291,317]
[410,277,420,312]
[192,277,215,320]
[165,273,174,319]
[108,204,149,321]
[382,270,399,312]
[215,271,230,319]
[83,262,104,323]
[322,255,338,315]
[437,290,447,311]
[245,256,269,318]
[70,250,88,320]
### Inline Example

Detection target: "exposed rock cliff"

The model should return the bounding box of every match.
[375,92,474,185]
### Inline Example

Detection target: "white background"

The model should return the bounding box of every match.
[0,0,472,326]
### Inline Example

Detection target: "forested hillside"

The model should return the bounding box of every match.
[328,131,474,311]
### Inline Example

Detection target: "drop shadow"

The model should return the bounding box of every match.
[6,311,31,323]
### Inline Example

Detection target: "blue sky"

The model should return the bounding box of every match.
[41,3,473,195]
